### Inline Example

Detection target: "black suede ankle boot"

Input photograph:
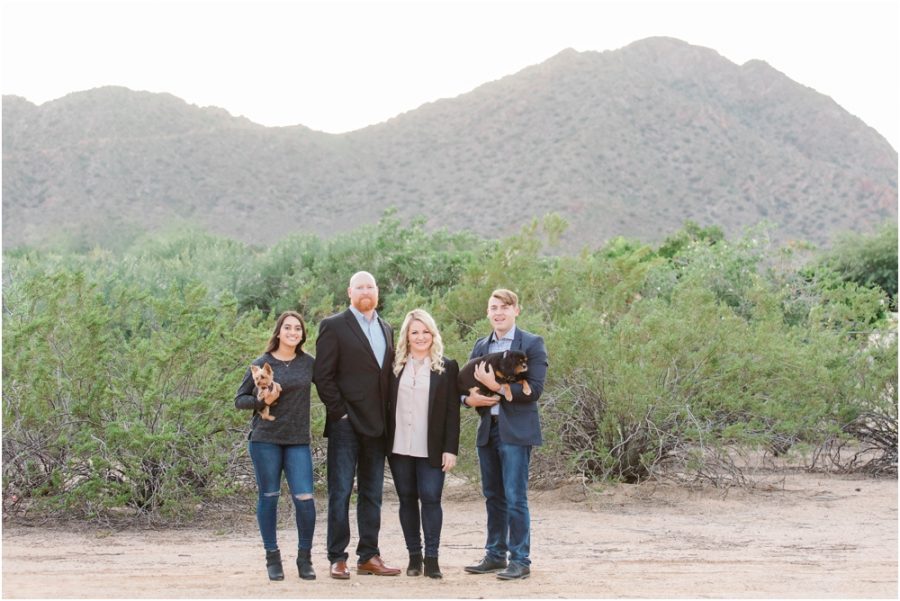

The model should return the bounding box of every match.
[424,556,442,579]
[407,552,423,576]
[266,549,284,581]
[296,549,316,580]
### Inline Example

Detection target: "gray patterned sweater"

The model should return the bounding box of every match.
[234,352,314,445]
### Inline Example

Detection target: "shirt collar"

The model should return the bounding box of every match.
[490,325,517,345]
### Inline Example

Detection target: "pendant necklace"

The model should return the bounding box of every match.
[410,357,426,387]
[272,353,295,369]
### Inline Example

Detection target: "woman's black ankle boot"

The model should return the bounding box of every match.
[424,556,442,579]
[407,552,423,576]
[266,549,284,581]
[296,549,316,580]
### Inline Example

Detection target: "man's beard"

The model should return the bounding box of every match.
[354,297,376,312]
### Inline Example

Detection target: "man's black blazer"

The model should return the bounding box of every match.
[313,308,394,438]
[386,357,461,469]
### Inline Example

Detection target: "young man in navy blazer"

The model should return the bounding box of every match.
[462,288,549,580]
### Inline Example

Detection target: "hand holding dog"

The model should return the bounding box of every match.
[259,382,282,405]
[474,361,511,401]
[463,362,500,407]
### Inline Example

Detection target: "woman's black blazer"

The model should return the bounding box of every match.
[387,357,461,469]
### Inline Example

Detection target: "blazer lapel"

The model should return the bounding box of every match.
[343,310,380,367]
[512,328,524,351]
[390,367,400,405]
[427,364,439,423]
[473,337,490,358]
[378,316,393,368]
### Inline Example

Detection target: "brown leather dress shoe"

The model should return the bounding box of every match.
[357,555,401,576]
[330,560,350,579]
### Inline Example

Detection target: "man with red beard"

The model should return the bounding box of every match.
[314,271,401,578]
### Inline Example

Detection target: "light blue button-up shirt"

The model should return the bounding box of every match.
[487,326,516,354]
[350,305,387,368]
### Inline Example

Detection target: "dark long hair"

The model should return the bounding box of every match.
[264,311,307,353]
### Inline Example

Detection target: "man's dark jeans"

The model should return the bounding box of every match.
[476,420,532,566]
[326,417,386,563]
[388,453,446,557]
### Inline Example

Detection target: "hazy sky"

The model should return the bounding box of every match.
[2,0,898,149]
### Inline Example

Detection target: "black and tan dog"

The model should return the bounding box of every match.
[250,362,282,421]
[458,350,531,402]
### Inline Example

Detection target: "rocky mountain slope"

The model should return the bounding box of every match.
[3,37,896,250]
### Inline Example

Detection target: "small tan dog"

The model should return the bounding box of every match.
[250,363,282,421]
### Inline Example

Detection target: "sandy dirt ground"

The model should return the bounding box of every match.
[2,471,897,599]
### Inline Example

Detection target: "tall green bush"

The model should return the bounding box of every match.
[818,221,898,309]
[2,269,264,520]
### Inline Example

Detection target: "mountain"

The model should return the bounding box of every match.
[2,37,896,251]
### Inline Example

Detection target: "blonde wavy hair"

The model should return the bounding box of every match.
[392,309,446,376]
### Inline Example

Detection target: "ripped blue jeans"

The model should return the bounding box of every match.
[248,441,316,552]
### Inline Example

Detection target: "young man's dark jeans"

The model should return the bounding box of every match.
[476,420,532,566]
[388,453,446,557]
[326,417,386,563]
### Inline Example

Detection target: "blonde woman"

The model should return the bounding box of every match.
[387,309,460,579]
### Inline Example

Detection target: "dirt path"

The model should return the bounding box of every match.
[2,472,896,598]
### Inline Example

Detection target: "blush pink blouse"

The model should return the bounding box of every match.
[392,357,431,457]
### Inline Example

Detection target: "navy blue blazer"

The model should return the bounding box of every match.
[469,328,548,447]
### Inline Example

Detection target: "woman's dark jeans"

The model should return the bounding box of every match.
[388,453,446,557]
[248,441,316,552]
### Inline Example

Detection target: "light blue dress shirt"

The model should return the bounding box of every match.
[349,305,387,368]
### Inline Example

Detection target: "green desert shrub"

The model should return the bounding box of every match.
[2,268,264,520]
[818,221,898,308]
[3,216,896,522]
